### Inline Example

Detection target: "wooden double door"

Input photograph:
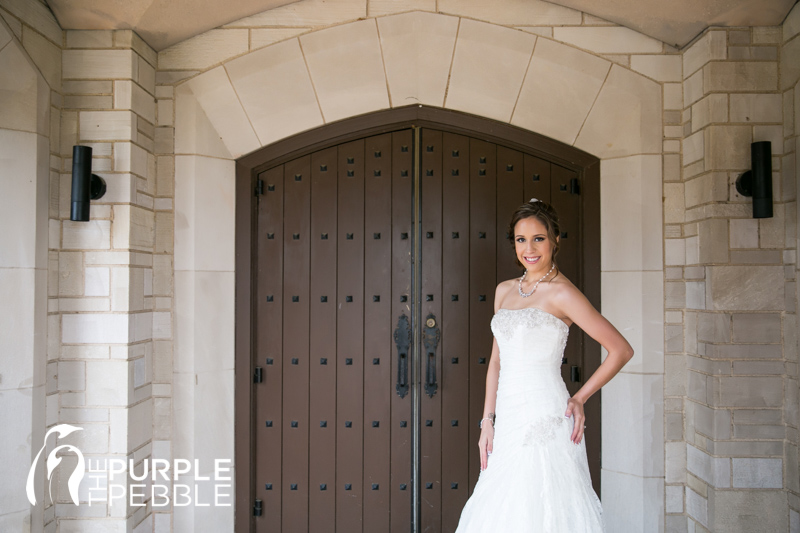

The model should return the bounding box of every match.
[250,125,598,533]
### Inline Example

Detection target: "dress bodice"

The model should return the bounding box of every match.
[491,307,569,370]
[490,307,572,428]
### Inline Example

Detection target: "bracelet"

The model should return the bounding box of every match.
[478,414,495,429]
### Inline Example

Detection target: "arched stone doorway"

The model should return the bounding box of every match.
[234,106,601,531]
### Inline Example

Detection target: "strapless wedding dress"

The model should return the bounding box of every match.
[455,307,603,532]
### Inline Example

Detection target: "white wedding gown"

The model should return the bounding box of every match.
[455,307,603,532]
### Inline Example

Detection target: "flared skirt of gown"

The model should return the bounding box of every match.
[455,307,603,532]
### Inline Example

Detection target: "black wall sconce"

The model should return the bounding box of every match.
[735,141,773,219]
[70,145,106,221]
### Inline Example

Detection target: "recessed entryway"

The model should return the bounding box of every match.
[235,107,601,532]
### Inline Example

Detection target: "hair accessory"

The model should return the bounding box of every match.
[529,198,540,203]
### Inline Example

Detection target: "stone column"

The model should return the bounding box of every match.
[151,67,177,533]
[56,29,158,532]
[670,26,793,532]
[168,74,237,533]
[782,2,800,529]
[0,3,58,531]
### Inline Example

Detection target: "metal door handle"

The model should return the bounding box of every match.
[423,313,440,397]
[570,365,581,382]
[394,314,411,398]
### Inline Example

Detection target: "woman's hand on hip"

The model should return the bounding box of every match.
[565,397,585,445]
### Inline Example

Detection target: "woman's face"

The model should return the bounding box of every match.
[513,216,556,271]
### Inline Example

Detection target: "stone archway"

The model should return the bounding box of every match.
[172,11,665,531]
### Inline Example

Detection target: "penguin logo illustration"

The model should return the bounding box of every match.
[26,424,85,506]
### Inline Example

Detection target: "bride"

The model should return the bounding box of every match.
[455,198,634,532]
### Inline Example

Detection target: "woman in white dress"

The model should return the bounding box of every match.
[455,198,634,532]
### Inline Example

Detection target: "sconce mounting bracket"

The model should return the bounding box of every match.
[735,170,752,197]
[89,174,107,200]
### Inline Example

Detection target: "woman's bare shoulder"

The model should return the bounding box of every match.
[550,271,594,315]
[494,278,519,307]
[496,277,520,293]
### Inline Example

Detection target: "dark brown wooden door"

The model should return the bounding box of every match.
[417,130,594,533]
[253,126,598,533]
[254,131,414,533]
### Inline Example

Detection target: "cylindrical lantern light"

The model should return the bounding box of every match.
[70,145,106,222]
[71,145,92,221]
[734,141,773,219]
[750,141,772,219]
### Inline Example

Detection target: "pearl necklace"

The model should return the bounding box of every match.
[518,263,555,298]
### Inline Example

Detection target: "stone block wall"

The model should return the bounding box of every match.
[52,27,166,533]
[662,4,800,530]
[0,0,170,527]
[785,4,800,532]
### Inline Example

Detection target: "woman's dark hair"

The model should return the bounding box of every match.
[506,199,561,276]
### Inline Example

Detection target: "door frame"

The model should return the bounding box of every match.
[234,105,601,531]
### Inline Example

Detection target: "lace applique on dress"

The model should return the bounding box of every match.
[522,415,566,446]
[491,307,569,342]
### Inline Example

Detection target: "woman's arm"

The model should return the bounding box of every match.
[482,337,501,419]
[479,336,501,471]
[558,284,634,444]
[479,282,509,470]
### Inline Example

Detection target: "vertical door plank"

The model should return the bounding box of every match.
[496,146,525,283]
[523,154,551,204]
[363,133,394,532]
[336,139,365,533]
[440,132,471,533]
[255,165,285,532]
[390,130,413,533]
[467,139,496,491]
[549,164,580,286]
[420,129,444,533]
[309,147,338,533]
[549,164,582,399]
[282,156,312,532]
